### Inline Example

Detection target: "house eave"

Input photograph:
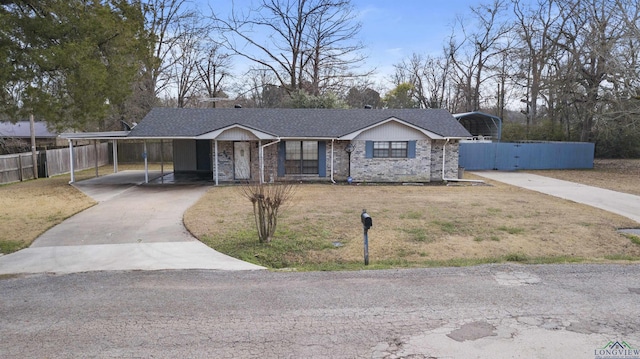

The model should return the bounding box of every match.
[59,131,130,140]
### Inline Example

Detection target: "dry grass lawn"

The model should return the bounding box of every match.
[186,174,640,269]
[527,159,640,196]
[0,173,95,253]
[0,163,172,253]
[3,159,638,269]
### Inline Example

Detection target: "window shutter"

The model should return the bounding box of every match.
[277,141,286,177]
[365,141,373,158]
[318,141,327,177]
[408,141,417,158]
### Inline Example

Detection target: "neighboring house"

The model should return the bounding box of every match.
[0,121,62,153]
[121,108,471,183]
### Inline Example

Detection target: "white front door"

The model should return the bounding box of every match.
[234,142,251,179]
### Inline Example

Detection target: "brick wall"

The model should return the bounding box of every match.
[430,139,460,181]
[349,140,432,182]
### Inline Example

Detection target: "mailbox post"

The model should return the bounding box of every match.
[361,209,372,265]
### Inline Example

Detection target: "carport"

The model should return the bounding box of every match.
[59,132,172,184]
[454,112,502,141]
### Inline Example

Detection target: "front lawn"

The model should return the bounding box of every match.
[185,181,640,270]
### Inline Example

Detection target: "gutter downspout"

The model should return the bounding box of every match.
[260,138,281,184]
[442,138,484,183]
[330,139,336,184]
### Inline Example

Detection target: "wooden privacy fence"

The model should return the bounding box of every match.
[44,142,109,178]
[459,142,595,171]
[110,140,173,163]
[0,152,37,184]
[0,143,109,184]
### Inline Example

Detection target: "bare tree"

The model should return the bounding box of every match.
[550,0,636,141]
[213,0,367,96]
[511,0,567,129]
[140,0,203,102]
[448,0,513,112]
[196,43,231,107]
[170,17,203,108]
[391,53,452,109]
[239,181,297,244]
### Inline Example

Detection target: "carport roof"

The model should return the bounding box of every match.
[128,107,472,139]
[453,111,502,140]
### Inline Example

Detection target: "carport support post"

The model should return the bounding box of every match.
[143,140,148,183]
[214,140,219,186]
[68,139,75,184]
[160,139,164,181]
[112,139,118,173]
[258,140,263,184]
[94,140,98,178]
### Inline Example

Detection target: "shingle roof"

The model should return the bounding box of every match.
[0,121,58,138]
[129,108,471,138]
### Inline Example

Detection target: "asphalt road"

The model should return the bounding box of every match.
[2,264,639,358]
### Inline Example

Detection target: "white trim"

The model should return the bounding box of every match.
[214,140,219,185]
[196,124,276,140]
[60,131,129,139]
[260,139,281,184]
[339,117,445,140]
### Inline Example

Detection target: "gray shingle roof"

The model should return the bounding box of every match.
[0,121,58,138]
[129,108,471,138]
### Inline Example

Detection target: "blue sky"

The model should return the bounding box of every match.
[350,0,474,78]
[195,0,485,86]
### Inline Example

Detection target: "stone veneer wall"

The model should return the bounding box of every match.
[348,140,432,182]
[327,140,350,181]
[211,139,459,183]
[214,141,234,181]
[210,141,275,182]
[430,139,460,181]
[258,142,279,182]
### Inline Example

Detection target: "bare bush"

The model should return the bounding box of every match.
[239,181,297,243]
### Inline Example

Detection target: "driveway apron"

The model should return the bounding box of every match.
[472,171,640,224]
[0,173,264,274]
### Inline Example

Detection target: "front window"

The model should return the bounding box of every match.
[373,141,408,158]
[285,141,318,174]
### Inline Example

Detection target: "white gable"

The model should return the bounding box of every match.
[196,125,275,140]
[353,119,430,141]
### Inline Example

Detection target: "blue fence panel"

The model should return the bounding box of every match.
[459,142,594,170]
[459,142,497,170]
[494,143,518,170]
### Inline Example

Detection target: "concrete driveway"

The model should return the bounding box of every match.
[472,171,640,224]
[0,171,264,275]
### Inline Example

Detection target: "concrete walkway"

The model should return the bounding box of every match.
[0,171,264,275]
[472,171,640,224]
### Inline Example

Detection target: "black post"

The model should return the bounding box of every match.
[363,227,369,266]
[361,209,372,266]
